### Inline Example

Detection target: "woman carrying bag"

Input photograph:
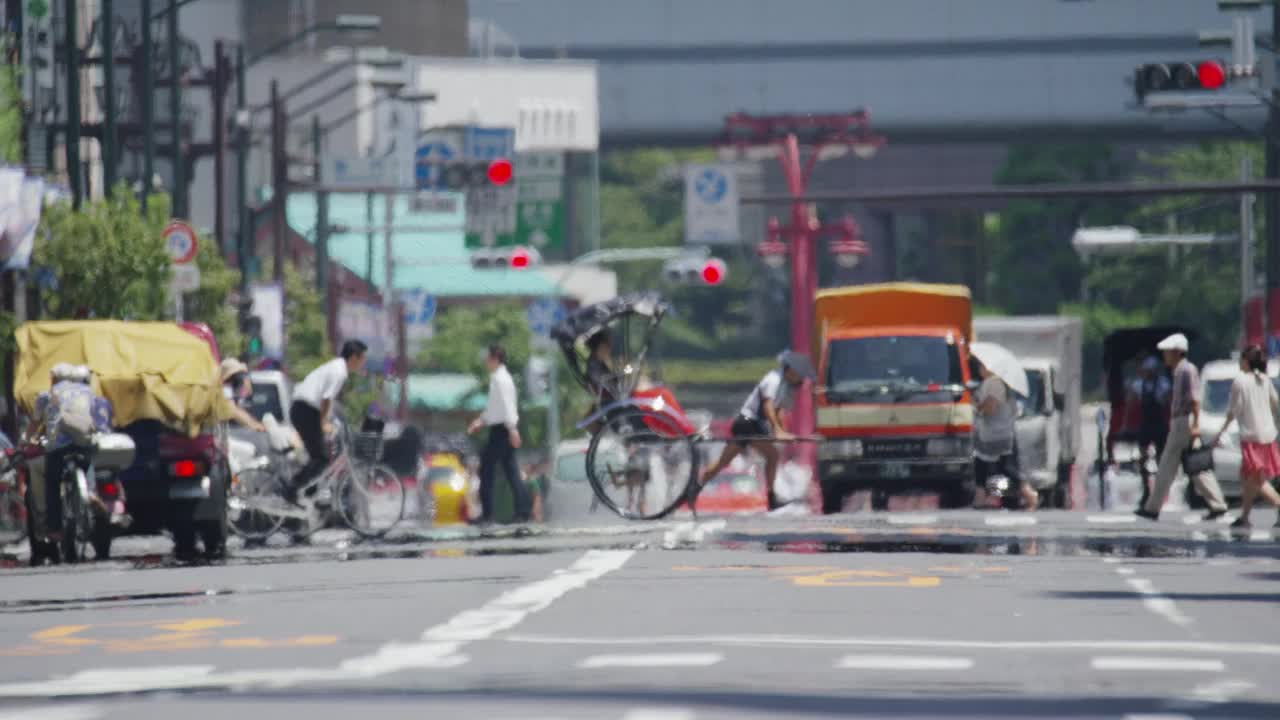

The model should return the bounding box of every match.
[1213,345,1280,529]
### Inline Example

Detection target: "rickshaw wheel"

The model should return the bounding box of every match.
[584,407,697,521]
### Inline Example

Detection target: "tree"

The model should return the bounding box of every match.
[0,34,21,164]
[418,301,531,383]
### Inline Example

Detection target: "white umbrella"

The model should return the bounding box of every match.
[970,341,1030,398]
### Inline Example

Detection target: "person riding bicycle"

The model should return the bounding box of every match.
[285,340,368,506]
[25,363,113,562]
[692,350,816,511]
[220,358,266,433]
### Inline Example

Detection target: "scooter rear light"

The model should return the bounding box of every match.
[170,459,203,478]
[99,479,120,499]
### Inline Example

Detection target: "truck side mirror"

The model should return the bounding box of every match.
[1053,392,1065,413]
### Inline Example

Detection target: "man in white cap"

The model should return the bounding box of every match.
[1137,333,1228,521]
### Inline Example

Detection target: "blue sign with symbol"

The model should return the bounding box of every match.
[414,141,456,190]
[694,168,728,203]
[526,297,566,339]
[400,290,437,326]
[1268,334,1280,358]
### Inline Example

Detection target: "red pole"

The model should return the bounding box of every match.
[779,134,819,485]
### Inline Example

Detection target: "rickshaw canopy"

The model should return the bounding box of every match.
[14,320,227,436]
[552,292,671,401]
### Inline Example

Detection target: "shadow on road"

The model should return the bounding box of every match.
[1048,590,1280,603]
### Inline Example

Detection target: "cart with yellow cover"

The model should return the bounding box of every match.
[14,320,232,560]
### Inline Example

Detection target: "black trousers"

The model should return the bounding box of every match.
[479,424,529,521]
[290,401,328,489]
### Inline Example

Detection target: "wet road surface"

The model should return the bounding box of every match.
[1,508,1277,719]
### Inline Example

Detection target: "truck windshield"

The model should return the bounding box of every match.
[247,382,284,422]
[826,336,963,401]
[1020,369,1047,418]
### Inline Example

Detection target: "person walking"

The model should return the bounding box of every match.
[972,357,1038,511]
[1137,333,1229,521]
[1133,355,1171,510]
[285,340,368,505]
[1212,345,1280,529]
[468,344,531,523]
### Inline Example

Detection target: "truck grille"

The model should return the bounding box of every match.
[862,440,928,459]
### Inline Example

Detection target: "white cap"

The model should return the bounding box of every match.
[1157,333,1189,352]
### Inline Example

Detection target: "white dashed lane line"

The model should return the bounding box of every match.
[984,515,1037,527]
[835,655,973,671]
[1092,657,1225,672]
[886,514,938,525]
[578,653,723,669]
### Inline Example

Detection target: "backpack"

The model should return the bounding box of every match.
[51,385,97,447]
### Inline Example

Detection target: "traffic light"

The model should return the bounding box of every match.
[237,298,263,358]
[470,245,541,270]
[432,158,515,191]
[662,256,728,285]
[1134,60,1227,101]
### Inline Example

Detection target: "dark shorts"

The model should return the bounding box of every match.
[730,415,769,448]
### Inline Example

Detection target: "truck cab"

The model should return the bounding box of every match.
[815,283,976,513]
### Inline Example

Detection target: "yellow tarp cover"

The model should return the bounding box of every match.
[13,320,229,436]
[814,282,973,350]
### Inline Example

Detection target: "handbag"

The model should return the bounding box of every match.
[1181,444,1214,475]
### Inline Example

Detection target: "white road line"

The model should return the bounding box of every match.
[1087,514,1137,524]
[1188,679,1256,703]
[662,519,725,547]
[835,655,973,671]
[1092,657,1225,672]
[0,706,104,720]
[1116,567,1136,575]
[886,514,938,525]
[622,709,697,720]
[1182,514,1203,525]
[984,515,1036,527]
[1122,715,1195,720]
[1123,577,1193,628]
[0,550,635,698]
[503,635,1280,657]
[578,653,723,669]
[1250,530,1273,542]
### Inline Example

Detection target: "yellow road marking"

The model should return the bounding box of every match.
[788,569,941,588]
[31,625,96,646]
[2,617,340,656]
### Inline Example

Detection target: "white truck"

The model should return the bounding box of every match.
[973,316,1083,508]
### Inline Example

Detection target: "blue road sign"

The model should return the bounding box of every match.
[464,127,515,162]
[1268,334,1280,358]
[694,167,728,203]
[414,141,456,190]
[526,297,566,339]
[400,290,437,326]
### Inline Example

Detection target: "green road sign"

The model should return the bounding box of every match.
[27,0,50,20]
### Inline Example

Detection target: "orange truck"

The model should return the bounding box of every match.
[814,283,977,513]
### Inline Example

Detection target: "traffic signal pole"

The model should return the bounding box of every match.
[1268,2,1280,353]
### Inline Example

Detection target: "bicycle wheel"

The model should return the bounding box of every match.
[59,469,90,563]
[585,407,698,521]
[228,466,289,542]
[338,463,405,539]
[0,477,26,545]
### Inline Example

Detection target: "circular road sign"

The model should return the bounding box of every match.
[164,220,199,264]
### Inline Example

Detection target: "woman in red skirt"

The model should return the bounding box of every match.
[1213,345,1280,528]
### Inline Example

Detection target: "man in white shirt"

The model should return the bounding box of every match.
[467,344,531,523]
[286,340,368,504]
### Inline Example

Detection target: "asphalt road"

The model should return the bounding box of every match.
[1,508,1278,720]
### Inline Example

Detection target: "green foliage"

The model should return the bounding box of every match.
[0,34,21,164]
[417,301,531,384]
[662,356,777,387]
[34,187,173,319]
[184,229,241,352]
[342,372,383,423]
[280,262,330,376]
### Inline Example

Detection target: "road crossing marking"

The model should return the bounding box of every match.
[835,655,973,671]
[1116,569,1193,628]
[983,515,1037,526]
[578,653,723,669]
[622,709,696,720]
[1092,657,1224,672]
[886,514,938,525]
[1087,514,1137,524]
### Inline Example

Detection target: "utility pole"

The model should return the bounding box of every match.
[366,192,375,283]
[382,192,407,419]
[63,0,81,208]
[236,45,250,295]
[101,0,115,193]
[1268,2,1280,354]
[1243,154,1256,349]
[167,0,183,218]
[313,114,329,297]
[270,79,285,283]
[141,0,154,208]
[213,40,226,256]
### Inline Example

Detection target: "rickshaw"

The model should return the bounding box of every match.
[551,292,706,520]
[13,320,231,560]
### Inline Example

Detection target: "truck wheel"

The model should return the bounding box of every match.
[870,489,891,512]
[820,481,845,515]
[199,466,229,559]
[939,480,976,510]
[91,515,113,560]
[170,501,199,560]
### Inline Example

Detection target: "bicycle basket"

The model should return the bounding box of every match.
[352,431,385,463]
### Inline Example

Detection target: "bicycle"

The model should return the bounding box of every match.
[231,416,405,540]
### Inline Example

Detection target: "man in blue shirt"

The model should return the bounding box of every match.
[27,364,113,558]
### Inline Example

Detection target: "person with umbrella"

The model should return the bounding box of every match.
[969,342,1039,511]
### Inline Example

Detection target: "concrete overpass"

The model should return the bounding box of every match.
[469,0,1272,147]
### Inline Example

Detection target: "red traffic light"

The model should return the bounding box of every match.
[700,258,726,285]
[487,158,513,185]
[510,246,531,269]
[1197,61,1225,90]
